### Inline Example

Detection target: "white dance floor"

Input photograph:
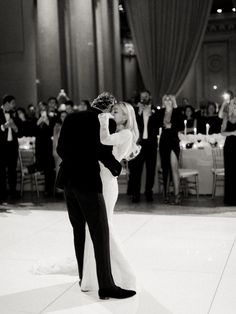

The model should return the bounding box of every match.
[0,200,236,314]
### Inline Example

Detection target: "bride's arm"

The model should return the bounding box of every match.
[99,113,129,146]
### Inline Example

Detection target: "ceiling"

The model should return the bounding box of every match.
[119,0,236,39]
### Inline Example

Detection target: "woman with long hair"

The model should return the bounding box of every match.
[159,95,184,205]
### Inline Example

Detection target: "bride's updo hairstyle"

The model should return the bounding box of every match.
[117,101,141,160]
[92,92,116,112]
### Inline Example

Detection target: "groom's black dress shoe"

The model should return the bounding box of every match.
[98,286,136,300]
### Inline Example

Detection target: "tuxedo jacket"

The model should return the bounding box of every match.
[56,110,122,193]
[0,108,19,150]
[135,106,161,147]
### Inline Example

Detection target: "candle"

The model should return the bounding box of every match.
[206,123,210,136]
[159,127,162,136]
[194,127,197,136]
[184,120,187,136]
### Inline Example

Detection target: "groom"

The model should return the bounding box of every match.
[56,92,136,299]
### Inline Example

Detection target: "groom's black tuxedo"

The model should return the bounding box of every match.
[56,110,121,191]
[56,109,121,290]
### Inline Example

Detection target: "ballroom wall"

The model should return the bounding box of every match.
[173,14,236,107]
[0,0,37,105]
[0,1,235,107]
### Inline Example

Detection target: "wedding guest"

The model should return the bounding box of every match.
[53,111,68,178]
[65,100,74,114]
[35,105,55,197]
[78,100,91,112]
[204,102,222,134]
[221,97,236,205]
[127,90,160,202]
[15,107,31,137]
[48,97,58,113]
[159,95,184,205]
[0,95,20,202]
[218,90,234,119]
[183,105,197,134]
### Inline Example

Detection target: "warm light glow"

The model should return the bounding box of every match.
[217,8,222,13]
[118,4,124,12]
[213,85,218,90]
[232,8,236,12]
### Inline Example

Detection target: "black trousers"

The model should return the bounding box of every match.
[128,140,157,197]
[0,142,18,200]
[64,185,115,289]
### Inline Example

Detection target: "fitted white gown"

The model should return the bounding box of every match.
[81,128,137,291]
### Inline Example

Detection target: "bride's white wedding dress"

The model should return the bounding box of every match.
[32,121,136,291]
[81,127,136,291]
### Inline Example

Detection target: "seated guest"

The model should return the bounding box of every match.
[204,102,222,134]
[183,105,197,134]
[0,95,20,202]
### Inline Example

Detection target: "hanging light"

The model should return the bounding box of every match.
[217,8,222,13]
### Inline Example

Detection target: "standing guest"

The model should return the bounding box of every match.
[0,95,20,202]
[78,100,91,112]
[218,90,234,119]
[221,97,236,205]
[128,90,160,202]
[27,104,37,119]
[183,105,197,134]
[48,97,58,113]
[65,100,74,114]
[26,104,37,136]
[34,105,55,197]
[53,111,68,180]
[159,95,184,205]
[16,107,32,137]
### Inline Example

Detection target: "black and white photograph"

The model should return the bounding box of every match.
[0,0,236,313]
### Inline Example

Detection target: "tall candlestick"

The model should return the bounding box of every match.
[159,127,162,137]
[184,120,187,136]
[206,123,210,136]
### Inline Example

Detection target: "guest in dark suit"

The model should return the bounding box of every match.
[56,92,135,300]
[128,90,160,202]
[0,95,20,202]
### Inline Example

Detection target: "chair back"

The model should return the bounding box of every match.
[212,147,224,169]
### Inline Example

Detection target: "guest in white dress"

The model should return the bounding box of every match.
[81,102,140,291]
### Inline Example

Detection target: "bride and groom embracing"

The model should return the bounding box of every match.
[56,92,140,300]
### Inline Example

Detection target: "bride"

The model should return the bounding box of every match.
[81,101,140,291]
[32,99,140,291]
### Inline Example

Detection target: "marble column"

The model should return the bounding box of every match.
[65,0,97,104]
[37,0,62,100]
[94,0,123,100]
[0,0,37,105]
